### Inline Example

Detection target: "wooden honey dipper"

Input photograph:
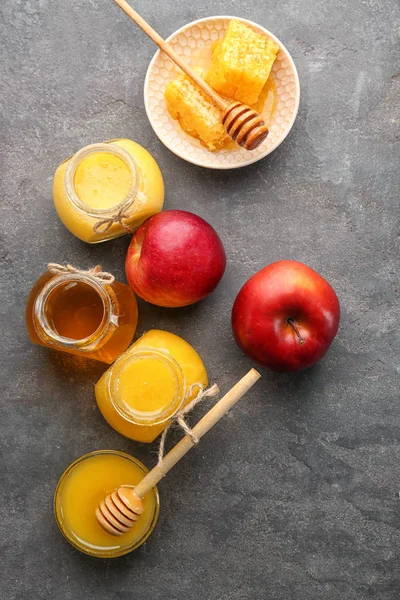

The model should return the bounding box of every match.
[111,0,269,151]
[96,369,261,536]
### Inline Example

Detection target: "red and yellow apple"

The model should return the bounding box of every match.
[231,260,340,371]
[125,210,226,307]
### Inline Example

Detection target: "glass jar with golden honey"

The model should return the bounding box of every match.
[95,330,208,442]
[26,268,138,363]
[53,139,165,243]
[54,450,160,557]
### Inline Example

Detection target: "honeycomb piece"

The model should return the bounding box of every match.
[164,68,228,151]
[206,20,280,106]
[252,75,277,116]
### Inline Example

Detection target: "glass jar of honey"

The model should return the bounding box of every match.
[54,450,160,557]
[26,267,138,363]
[53,139,165,243]
[95,329,208,442]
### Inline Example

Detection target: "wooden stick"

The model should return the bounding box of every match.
[134,369,261,498]
[112,0,228,110]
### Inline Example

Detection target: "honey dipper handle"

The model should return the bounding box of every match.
[111,0,228,110]
[133,369,261,498]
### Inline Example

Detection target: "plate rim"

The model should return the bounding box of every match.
[144,15,301,170]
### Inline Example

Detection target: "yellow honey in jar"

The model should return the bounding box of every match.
[54,451,159,558]
[95,330,208,442]
[53,139,165,243]
[74,151,132,210]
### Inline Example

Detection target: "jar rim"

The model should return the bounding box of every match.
[64,142,140,217]
[53,450,160,558]
[34,272,115,350]
[109,348,186,426]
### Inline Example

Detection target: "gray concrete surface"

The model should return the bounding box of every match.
[1,1,399,599]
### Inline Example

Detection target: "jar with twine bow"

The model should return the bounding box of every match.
[94,329,211,444]
[52,140,165,244]
[25,263,138,363]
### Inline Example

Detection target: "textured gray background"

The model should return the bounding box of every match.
[1,1,399,599]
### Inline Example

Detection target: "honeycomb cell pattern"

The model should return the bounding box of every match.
[144,17,300,169]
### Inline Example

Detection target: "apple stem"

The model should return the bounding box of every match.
[287,318,305,345]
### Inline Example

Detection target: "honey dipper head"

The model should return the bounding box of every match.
[221,101,269,151]
[96,486,144,536]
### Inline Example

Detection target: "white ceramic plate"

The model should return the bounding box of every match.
[144,16,300,169]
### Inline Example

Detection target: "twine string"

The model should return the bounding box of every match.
[157,383,219,467]
[93,190,146,235]
[47,263,115,285]
[93,205,133,235]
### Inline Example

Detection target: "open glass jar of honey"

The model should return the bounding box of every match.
[53,139,165,243]
[95,329,208,442]
[54,450,160,557]
[26,266,138,363]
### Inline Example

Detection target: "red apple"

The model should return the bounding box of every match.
[232,260,340,371]
[125,210,226,307]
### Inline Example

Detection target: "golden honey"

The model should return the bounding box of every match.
[95,329,208,442]
[26,270,138,363]
[74,151,132,210]
[53,139,165,243]
[54,451,159,558]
